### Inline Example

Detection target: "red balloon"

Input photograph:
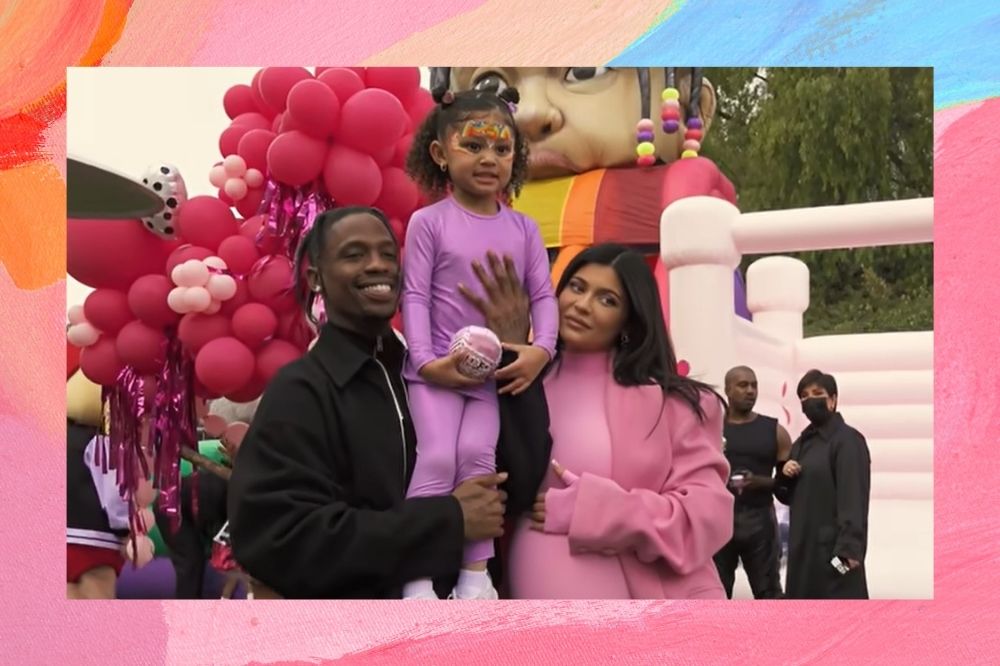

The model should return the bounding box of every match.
[267,131,326,187]
[219,124,252,158]
[194,378,223,400]
[277,111,301,134]
[84,289,133,334]
[176,196,238,252]
[388,217,406,245]
[373,167,419,220]
[195,337,255,395]
[219,278,250,316]
[178,313,232,353]
[225,375,267,402]
[165,245,213,277]
[348,67,367,83]
[317,68,364,105]
[408,87,436,131]
[248,256,294,310]
[236,129,276,172]
[239,215,281,255]
[116,320,167,374]
[231,112,270,130]
[217,235,260,276]
[217,188,234,207]
[128,275,179,328]
[270,114,282,133]
[68,219,177,290]
[287,79,340,139]
[338,89,407,155]
[372,141,394,167]
[366,67,420,102]
[251,69,278,119]
[255,339,301,384]
[80,336,124,386]
[223,84,257,120]
[235,187,264,219]
[232,303,279,349]
[323,144,382,206]
[239,215,264,240]
[277,309,314,351]
[258,67,313,113]
[393,133,414,168]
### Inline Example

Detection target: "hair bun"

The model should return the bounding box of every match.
[497,87,520,105]
[431,86,450,104]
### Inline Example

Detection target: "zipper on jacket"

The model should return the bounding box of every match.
[373,335,407,484]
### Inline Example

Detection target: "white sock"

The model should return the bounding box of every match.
[454,569,492,599]
[402,578,436,599]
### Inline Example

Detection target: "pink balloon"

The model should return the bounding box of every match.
[371,141,394,167]
[218,235,260,275]
[165,245,213,276]
[217,188,234,207]
[167,287,193,314]
[287,79,341,139]
[389,217,406,245]
[116,320,167,374]
[277,309,314,351]
[224,178,248,200]
[250,69,278,119]
[270,114,282,133]
[125,535,155,568]
[84,289,133,334]
[135,478,155,506]
[231,112,270,130]
[176,196,239,252]
[220,278,250,317]
[408,87,436,131]
[239,215,264,240]
[178,312,232,353]
[67,304,86,325]
[267,130,326,187]
[259,67,313,112]
[205,299,222,314]
[248,256,294,309]
[393,133,414,168]
[219,124,252,158]
[223,154,248,176]
[366,67,420,102]
[79,336,124,386]
[235,187,265,219]
[207,274,238,301]
[68,219,178,291]
[225,376,267,403]
[323,144,382,206]
[209,164,227,188]
[184,286,212,311]
[236,129,276,172]
[128,275,179,328]
[232,302,279,349]
[255,339,302,384]
[374,167,419,221]
[196,337,256,395]
[223,84,257,120]
[338,89,407,155]
[317,68,365,105]
[244,168,264,188]
[138,508,156,532]
[67,322,100,347]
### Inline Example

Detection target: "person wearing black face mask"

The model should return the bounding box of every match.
[774,369,871,599]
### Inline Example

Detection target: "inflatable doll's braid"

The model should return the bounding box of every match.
[683,69,704,159]
[637,67,704,166]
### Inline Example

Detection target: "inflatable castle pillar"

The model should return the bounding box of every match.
[661,197,741,389]
[746,256,809,342]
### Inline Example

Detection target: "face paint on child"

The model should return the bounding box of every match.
[450,120,514,158]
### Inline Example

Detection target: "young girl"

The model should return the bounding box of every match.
[401,86,558,599]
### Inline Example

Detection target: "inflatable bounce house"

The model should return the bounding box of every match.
[67,66,931,599]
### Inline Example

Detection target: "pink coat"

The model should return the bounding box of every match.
[543,381,734,599]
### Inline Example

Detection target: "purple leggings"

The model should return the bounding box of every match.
[406,382,499,564]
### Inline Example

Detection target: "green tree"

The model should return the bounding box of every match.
[701,68,933,336]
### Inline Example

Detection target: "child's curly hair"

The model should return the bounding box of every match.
[406,85,530,202]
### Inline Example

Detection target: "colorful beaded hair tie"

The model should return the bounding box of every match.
[635,67,704,166]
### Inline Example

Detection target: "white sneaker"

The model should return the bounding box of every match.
[402,589,440,600]
[448,583,499,600]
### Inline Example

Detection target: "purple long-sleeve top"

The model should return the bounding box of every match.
[402,197,558,390]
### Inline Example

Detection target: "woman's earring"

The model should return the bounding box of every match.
[313,286,322,293]
[620,332,630,347]
[440,162,447,172]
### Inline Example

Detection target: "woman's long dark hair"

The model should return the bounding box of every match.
[554,243,721,421]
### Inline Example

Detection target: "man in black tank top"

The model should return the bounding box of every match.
[713,366,792,598]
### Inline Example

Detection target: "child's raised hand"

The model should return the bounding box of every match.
[418,354,483,389]
[495,343,549,396]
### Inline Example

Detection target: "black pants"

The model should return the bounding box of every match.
[713,503,783,599]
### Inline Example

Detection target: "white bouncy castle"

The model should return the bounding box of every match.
[663,196,933,599]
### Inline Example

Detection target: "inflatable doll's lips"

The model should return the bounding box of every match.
[529,149,579,174]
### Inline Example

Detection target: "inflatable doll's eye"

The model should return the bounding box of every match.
[565,67,610,83]
[473,72,508,94]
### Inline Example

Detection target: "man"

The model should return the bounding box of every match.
[713,366,791,599]
[776,369,871,599]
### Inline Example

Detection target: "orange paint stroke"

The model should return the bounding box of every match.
[0,162,67,289]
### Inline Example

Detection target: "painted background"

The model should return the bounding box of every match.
[1,1,998,663]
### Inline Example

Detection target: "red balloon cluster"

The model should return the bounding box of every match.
[67,67,435,402]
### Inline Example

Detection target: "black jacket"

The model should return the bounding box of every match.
[227,324,551,599]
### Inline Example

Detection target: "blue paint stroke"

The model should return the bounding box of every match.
[612,0,1000,108]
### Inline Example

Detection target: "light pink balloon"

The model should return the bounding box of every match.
[135,478,155,506]
[207,274,238,301]
[184,286,212,312]
[172,259,209,287]
[67,304,86,325]
[205,299,222,314]
[203,256,228,270]
[244,168,264,188]
[67,322,100,347]
[167,287,193,314]
[125,535,155,568]
[139,508,156,532]
[209,164,227,188]
[223,154,248,177]
[224,177,249,201]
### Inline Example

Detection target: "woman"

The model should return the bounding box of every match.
[505,244,734,599]
[227,207,550,599]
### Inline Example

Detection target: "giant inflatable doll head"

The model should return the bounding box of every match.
[437,67,717,179]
